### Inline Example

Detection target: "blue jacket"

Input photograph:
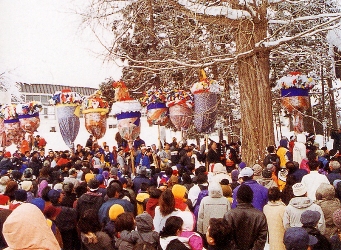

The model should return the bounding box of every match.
[98,198,134,225]
[232,180,268,211]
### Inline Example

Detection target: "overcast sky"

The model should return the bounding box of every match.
[0,0,121,88]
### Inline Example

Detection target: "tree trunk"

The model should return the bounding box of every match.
[327,78,338,130]
[236,17,274,165]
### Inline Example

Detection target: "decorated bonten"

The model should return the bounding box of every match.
[16,101,42,135]
[110,80,142,142]
[191,69,222,133]
[275,71,315,90]
[49,89,83,149]
[276,71,315,133]
[0,104,24,146]
[140,86,169,126]
[82,90,109,139]
[166,89,193,132]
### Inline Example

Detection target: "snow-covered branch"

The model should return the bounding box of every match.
[269,13,341,25]
[174,0,251,20]
[260,15,341,48]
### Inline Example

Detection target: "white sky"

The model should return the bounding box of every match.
[0,0,121,88]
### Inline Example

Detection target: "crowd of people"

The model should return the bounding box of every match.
[0,132,341,249]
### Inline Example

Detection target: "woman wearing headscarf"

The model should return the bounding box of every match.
[3,203,60,249]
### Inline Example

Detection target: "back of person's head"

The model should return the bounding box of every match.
[267,145,275,153]
[164,167,173,177]
[329,160,341,170]
[107,183,121,198]
[307,160,319,171]
[159,216,183,238]
[14,190,27,202]
[236,184,253,204]
[285,161,296,171]
[307,151,317,162]
[268,186,281,202]
[196,172,208,184]
[75,182,87,198]
[41,186,52,202]
[149,186,162,199]
[77,209,101,233]
[207,218,231,248]
[181,172,192,185]
[115,212,135,232]
[195,166,206,176]
[159,189,175,216]
[140,182,149,192]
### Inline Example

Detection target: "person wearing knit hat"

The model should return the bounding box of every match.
[85,173,96,183]
[30,197,45,212]
[172,184,188,211]
[300,210,332,249]
[119,212,160,248]
[283,182,326,233]
[252,164,263,181]
[230,169,240,190]
[283,227,318,250]
[109,204,124,221]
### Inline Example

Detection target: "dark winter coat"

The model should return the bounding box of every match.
[303,226,331,250]
[0,158,13,173]
[224,203,268,250]
[315,183,341,239]
[76,192,103,219]
[120,212,159,247]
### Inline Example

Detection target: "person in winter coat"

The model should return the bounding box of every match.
[98,182,134,226]
[300,210,332,250]
[301,160,329,201]
[77,209,114,250]
[257,168,278,189]
[224,184,268,250]
[331,208,341,249]
[133,166,151,194]
[0,152,13,175]
[263,187,286,250]
[315,183,341,239]
[197,182,231,235]
[283,182,326,234]
[3,203,60,250]
[76,178,104,219]
[208,163,232,184]
[293,133,307,166]
[231,167,268,211]
[115,212,136,250]
[153,189,183,233]
[44,193,80,250]
[277,137,290,168]
[206,218,232,250]
[146,186,162,218]
[179,210,204,250]
[327,160,341,185]
[120,212,159,248]
[172,184,190,211]
[159,216,190,250]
